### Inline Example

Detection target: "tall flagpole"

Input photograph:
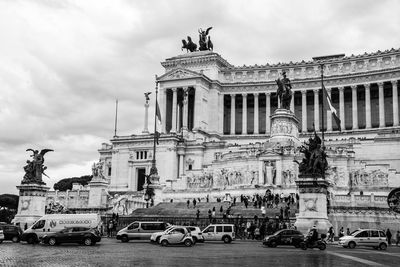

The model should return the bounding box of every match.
[114,99,118,137]
[320,64,325,148]
[150,77,159,176]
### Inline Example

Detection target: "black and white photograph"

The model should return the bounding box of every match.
[0,0,400,266]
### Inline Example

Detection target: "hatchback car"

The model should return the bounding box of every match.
[42,227,101,246]
[186,226,204,243]
[338,229,388,250]
[150,225,175,243]
[0,224,23,243]
[159,227,194,247]
[263,229,304,248]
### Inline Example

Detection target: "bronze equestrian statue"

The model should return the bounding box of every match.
[182,36,197,52]
[275,71,293,110]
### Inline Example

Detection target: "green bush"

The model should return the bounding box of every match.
[53,175,93,191]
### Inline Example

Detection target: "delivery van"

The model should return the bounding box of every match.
[21,213,101,244]
[116,221,170,242]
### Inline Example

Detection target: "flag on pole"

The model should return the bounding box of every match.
[155,101,162,144]
[323,85,341,131]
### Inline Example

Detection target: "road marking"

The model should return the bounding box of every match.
[358,248,400,258]
[328,251,385,266]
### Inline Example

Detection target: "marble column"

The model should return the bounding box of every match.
[378,82,385,128]
[392,80,399,126]
[326,88,332,131]
[219,92,224,133]
[242,93,247,134]
[301,90,307,132]
[290,92,295,113]
[179,154,184,177]
[194,86,202,130]
[182,88,188,130]
[160,89,167,133]
[254,93,259,134]
[266,93,271,134]
[128,162,134,190]
[314,89,320,131]
[365,83,371,129]
[230,94,236,135]
[171,88,178,133]
[339,87,345,130]
[142,101,150,133]
[351,85,358,130]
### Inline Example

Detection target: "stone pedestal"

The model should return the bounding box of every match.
[294,177,332,235]
[269,108,300,146]
[88,178,109,208]
[13,183,50,228]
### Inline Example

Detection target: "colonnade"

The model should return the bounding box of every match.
[226,80,398,134]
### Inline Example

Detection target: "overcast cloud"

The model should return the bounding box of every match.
[0,0,399,194]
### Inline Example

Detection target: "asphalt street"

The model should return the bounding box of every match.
[0,238,399,267]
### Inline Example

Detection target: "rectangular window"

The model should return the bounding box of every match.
[216,226,223,233]
[108,167,112,176]
[223,226,232,232]
[370,231,379,237]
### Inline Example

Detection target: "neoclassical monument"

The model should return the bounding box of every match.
[47,48,400,231]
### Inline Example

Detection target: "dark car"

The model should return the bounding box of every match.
[263,229,304,248]
[0,224,23,243]
[42,227,101,246]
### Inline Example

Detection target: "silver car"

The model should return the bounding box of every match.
[338,229,388,250]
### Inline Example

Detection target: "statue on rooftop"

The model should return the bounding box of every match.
[198,27,213,51]
[182,36,197,52]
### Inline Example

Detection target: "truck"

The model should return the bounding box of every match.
[21,213,102,244]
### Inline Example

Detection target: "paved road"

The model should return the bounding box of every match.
[0,238,399,267]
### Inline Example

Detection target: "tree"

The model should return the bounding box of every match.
[53,175,93,191]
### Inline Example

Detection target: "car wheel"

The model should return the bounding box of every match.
[48,237,57,246]
[318,243,326,250]
[379,243,387,250]
[270,241,277,248]
[348,242,356,249]
[223,236,231,244]
[121,235,129,243]
[11,236,20,243]
[84,238,92,246]
[27,235,37,244]
[184,239,193,247]
[161,240,169,247]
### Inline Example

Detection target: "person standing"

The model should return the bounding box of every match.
[346,228,351,236]
[339,227,344,238]
[386,229,392,245]
[396,231,400,246]
[187,199,190,208]
[196,209,200,220]
[107,219,114,238]
[193,198,197,208]
[328,227,334,242]
[208,209,212,222]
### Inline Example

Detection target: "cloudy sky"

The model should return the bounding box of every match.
[0,0,399,194]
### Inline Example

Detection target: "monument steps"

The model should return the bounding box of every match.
[130,201,298,218]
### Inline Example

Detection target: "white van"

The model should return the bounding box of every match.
[117,221,170,242]
[21,213,101,244]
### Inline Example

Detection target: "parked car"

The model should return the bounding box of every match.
[150,226,175,243]
[42,227,101,246]
[117,221,170,242]
[0,230,4,243]
[159,227,194,247]
[185,226,204,243]
[263,229,304,248]
[0,224,23,243]
[338,229,388,250]
[21,213,101,244]
[202,224,235,243]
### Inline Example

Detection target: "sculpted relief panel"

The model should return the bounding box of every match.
[186,166,259,189]
[271,119,298,137]
[349,169,388,187]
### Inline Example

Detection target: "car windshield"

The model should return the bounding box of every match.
[351,230,362,236]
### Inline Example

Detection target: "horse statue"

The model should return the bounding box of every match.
[275,72,293,110]
[182,36,197,52]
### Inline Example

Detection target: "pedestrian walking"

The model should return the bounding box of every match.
[208,209,212,222]
[193,198,197,208]
[328,226,334,242]
[396,231,400,246]
[196,209,200,220]
[339,227,344,238]
[386,229,392,245]
[220,206,223,213]
[187,199,190,208]
[107,219,114,237]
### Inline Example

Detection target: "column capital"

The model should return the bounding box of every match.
[363,83,370,89]
[325,87,331,93]
[391,80,398,86]
[338,86,345,92]
[350,85,357,90]
[242,93,247,97]
[301,89,307,95]
[171,87,178,92]
[230,93,236,98]
[253,92,259,97]
[313,89,319,94]
[266,92,271,96]
[377,82,384,87]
